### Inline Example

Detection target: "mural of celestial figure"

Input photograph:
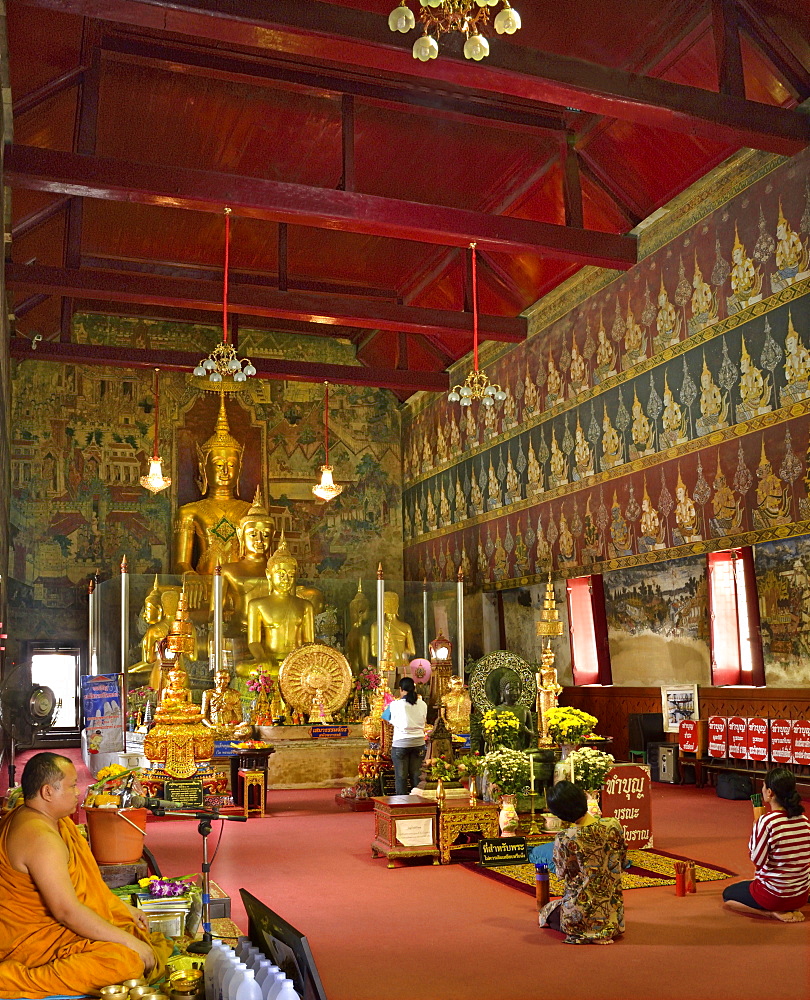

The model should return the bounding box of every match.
[172,394,252,607]
[737,335,772,420]
[493,530,509,582]
[672,468,702,545]
[623,301,647,371]
[439,482,452,527]
[728,225,762,313]
[593,315,617,384]
[573,416,594,481]
[708,457,743,537]
[487,457,502,510]
[546,349,563,406]
[660,373,688,449]
[630,389,655,459]
[505,452,522,504]
[569,337,588,396]
[600,406,624,472]
[780,309,810,405]
[470,468,485,516]
[513,526,530,577]
[608,493,633,559]
[426,489,437,531]
[527,441,544,497]
[695,354,729,436]
[753,440,792,530]
[654,276,681,351]
[771,201,810,292]
[524,366,540,415]
[637,480,666,552]
[454,474,467,522]
[558,509,576,567]
[549,427,569,488]
[581,496,603,566]
[688,253,718,335]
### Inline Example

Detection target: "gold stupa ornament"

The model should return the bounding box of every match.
[144,592,214,778]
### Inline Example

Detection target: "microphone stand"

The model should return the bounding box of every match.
[145,806,247,955]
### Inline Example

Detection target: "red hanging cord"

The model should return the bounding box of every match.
[223,208,231,344]
[324,381,330,466]
[152,369,160,461]
[471,242,479,372]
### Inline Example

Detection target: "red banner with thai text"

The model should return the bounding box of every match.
[747,717,769,762]
[708,716,728,758]
[678,720,700,753]
[727,716,748,760]
[770,719,793,764]
[792,720,810,766]
[601,764,653,850]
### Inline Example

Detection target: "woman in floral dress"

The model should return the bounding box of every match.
[539,781,627,944]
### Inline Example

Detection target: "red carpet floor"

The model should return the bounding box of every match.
[5,749,809,1000]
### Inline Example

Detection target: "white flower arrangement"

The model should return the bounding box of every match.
[482,747,531,797]
[568,746,615,791]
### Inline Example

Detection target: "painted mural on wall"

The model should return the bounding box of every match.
[754,535,810,687]
[7,320,402,657]
[402,145,810,595]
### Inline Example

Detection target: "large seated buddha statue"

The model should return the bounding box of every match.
[217,488,274,646]
[246,531,315,683]
[173,394,254,607]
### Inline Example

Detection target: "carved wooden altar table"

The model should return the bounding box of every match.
[438,800,499,864]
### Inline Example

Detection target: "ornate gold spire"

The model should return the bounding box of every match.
[200,393,243,459]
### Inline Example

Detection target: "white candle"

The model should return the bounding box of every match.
[529,754,535,792]
[570,755,575,783]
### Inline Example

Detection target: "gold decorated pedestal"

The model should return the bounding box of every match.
[144,721,215,780]
[437,800,500,865]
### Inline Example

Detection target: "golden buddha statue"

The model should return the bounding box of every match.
[296,585,325,617]
[655,276,681,349]
[129,577,182,681]
[573,416,594,480]
[173,394,253,607]
[781,309,810,405]
[370,590,416,682]
[738,335,772,416]
[246,531,315,683]
[674,468,701,543]
[549,427,568,488]
[218,489,274,642]
[495,676,536,751]
[440,675,471,735]
[201,668,253,738]
[345,580,371,677]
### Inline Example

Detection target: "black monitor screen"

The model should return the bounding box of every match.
[239,889,328,1000]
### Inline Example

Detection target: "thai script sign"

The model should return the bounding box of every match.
[727,716,748,760]
[310,726,350,738]
[792,720,810,766]
[601,764,653,850]
[678,720,700,753]
[770,719,793,764]
[479,837,529,867]
[708,716,728,758]
[747,717,769,762]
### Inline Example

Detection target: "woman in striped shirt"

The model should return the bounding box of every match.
[723,767,810,923]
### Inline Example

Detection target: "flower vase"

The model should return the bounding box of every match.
[498,794,519,837]
[554,743,580,784]
[586,789,602,818]
[436,778,446,810]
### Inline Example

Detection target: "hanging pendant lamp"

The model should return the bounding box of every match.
[193,207,257,384]
[312,381,343,501]
[140,368,172,494]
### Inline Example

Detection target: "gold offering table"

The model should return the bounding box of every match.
[257,724,367,788]
[437,800,500,864]
[370,795,440,868]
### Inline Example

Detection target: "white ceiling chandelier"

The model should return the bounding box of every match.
[388,1,521,62]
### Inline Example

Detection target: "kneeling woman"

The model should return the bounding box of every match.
[722,767,810,923]
[539,781,627,945]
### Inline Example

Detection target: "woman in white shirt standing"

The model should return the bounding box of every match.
[382,677,427,795]
[722,767,810,922]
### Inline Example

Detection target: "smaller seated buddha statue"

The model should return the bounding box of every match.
[440,675,471,735]
[155,665,201,725]
[218,489,274,641]
[201,668,253,737]
[495,677,536,751]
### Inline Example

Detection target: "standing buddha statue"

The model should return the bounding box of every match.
[173,394,252,607]
[370,591,416,685]
[345,580,371,677]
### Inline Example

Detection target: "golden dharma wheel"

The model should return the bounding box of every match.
[278,642,353,717]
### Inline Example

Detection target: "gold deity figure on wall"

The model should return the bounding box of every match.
[440,675,471,735]
[738,336,772,417]
[247,531,315,681]
[655,276,681,349]
[173,395,253,607]
[781,310,810,405]
[201,668,253,737]
[371,591,416,682]
[674,468,701,543]
[754,439,791,529]
[729,225,762,311]
[218,489,274,640]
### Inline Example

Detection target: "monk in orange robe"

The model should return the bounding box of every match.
[0,753,173,999]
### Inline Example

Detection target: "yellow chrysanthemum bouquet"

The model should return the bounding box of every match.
[545,707,599,746]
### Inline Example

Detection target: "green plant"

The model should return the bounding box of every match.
[568,746,615,790]
[482,747,531,797]
[545,707,599,745]
[455,751,484,779]
[427,755,458,782]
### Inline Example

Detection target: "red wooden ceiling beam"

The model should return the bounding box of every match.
[7,337,450,393]
[5,145,636,269]
[17,0,810,154]
[6,262,527,343]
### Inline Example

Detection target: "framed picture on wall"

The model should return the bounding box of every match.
[661,684,699,734]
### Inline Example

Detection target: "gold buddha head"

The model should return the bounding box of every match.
[237,487,274,558]
[349,582,370,626]
[143,576,163,625]
[196,394,244,496]
[383,590,400,616]
[214,668,232,691]
[266,530,297,596]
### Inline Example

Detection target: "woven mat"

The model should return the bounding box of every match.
[460,846,736,897]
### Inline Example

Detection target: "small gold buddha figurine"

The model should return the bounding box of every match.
[172,394,253,607]
[246,530,315,683]
[156,664,201,724]
[345,580,371,677]
[217,488,274,640]
[201,668,253,738]
[440,675,471,735]
[370,591,416,683]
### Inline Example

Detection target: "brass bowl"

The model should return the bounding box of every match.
[129,987,162,999]
[100,987,127,998]
[123,981,148,990]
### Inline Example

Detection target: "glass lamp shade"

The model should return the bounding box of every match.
[448,390,461,402]
[209,371,223,382]
[460,396,472,407]
[428,633,452,664]
[494,389,507,401]
[140,457,172,494]
[495,7,521,33]
[481,394,494,407]
[193,365,206,377]
[388,4,416,31]
[463,33,490,60]
[413,34,439,61]
[312,465,343,501]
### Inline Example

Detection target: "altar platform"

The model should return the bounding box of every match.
[257,724,366,788]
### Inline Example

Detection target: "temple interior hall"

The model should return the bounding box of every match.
[1,2,810,999]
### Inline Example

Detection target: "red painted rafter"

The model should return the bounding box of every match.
[6,263,527,343]
[15,0,810,154]
[12,64,87,118]
[7,337,450,392]
[5,145,637,268]
[12,195,71,240]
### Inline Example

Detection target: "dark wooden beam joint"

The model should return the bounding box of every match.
[712,0,746,100]
[560,134,583,231]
